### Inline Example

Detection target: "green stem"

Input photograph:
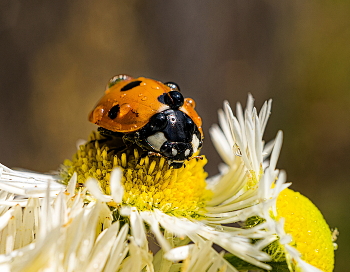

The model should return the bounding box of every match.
[224,254,290,272]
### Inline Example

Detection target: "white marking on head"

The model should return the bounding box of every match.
[147,132,167,151]
[192,134,200,153]
[172,148,178,156]
[157,104,170,113]
[168,160,184,165]
[184,149,191,157]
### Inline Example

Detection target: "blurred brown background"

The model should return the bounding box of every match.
[0,0,349,270]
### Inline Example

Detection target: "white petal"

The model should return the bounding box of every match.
[85,178,112,202]
[103,224,129,272]
[109,167,124,204]
[164,244,193,262]
[81,222,120,272]
[0,163,64,197]
[209,125,233,164]
[153,209,199,237]
[0,209,13,232]
[130,207,147,248]
[140,211,171,252]
[269,130,283,170]
[66,172,77,196]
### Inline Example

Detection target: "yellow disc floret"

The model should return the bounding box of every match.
[61,131,212,219]
[276,188,335,272]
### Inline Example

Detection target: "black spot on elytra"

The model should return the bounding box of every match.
[120,80,142,91]
[108,104,120,119]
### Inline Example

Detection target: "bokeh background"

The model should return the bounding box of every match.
[0,1,349,270]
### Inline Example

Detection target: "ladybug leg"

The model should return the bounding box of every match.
[107,146,128,154]
[88,135,113,145]
[147,151,164,158]
[88,127,125,145]
[87,128,133,155]
[98,127,123,137]
[106,134,135,155]
[137,151,164,165]
[137,151,147,165]
[138,151,162,160]
[121,133,136,146]
[191,155,204,161]
[136,151,149,165]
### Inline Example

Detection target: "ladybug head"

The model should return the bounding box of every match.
[137,109,203,168]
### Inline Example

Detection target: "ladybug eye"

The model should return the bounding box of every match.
[149,112,167,131]
[165,82,181,92]
[107,74,132,89]
[160,142,176,158]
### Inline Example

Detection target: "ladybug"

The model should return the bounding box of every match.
[89,75,203,169]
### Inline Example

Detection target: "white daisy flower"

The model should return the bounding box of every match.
[0,94,336,271]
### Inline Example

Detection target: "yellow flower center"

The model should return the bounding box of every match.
[61,131,212,219]
[276,188,335,272]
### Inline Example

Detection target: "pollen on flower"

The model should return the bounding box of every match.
[244,170,259,190]
[276,188,335,272]
[61,131,212,219]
